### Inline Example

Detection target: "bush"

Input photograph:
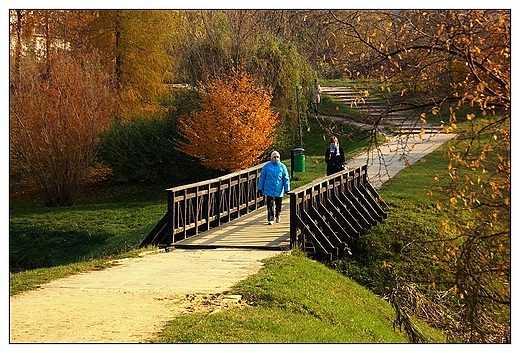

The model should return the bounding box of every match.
[99,117,214,184]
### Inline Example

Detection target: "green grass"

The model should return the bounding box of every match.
[318,93,365,122]
[151,251,446,343]
[9,183,169,295]
[333,146,454,291]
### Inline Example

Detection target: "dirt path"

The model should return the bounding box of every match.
[10,248,282,343]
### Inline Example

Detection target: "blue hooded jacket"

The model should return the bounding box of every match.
[258,160,290,197]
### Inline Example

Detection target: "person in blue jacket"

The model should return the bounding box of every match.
[258,151,290,225]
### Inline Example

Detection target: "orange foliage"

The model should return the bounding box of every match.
[10,53,115,206]
[178,71,279,171]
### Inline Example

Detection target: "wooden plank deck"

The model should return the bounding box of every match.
[173,200,291,251]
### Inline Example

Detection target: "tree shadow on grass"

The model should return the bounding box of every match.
[9,226,114,271]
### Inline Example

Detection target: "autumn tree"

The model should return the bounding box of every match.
[328,10,510,342]
[177,70,278,172]
[84,10,179,120]
[10,52,115,206]
[174,10,313,149]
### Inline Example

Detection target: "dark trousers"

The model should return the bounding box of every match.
[266,196,283,221]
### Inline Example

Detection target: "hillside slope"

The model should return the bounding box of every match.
[153,251,446,343]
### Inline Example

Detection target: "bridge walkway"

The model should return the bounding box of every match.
[173,200,290,251]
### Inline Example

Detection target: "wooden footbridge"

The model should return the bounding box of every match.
[140,163,387,261]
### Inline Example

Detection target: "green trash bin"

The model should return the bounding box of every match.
[293,150,305,172]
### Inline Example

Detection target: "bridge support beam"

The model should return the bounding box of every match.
[287,164,388,260]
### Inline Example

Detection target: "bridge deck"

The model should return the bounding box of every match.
[173,200,291,251]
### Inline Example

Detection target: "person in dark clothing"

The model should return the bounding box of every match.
[325,136,346,176]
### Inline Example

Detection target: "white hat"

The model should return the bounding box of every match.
[271,151,280,159]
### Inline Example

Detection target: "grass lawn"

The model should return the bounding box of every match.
[151,251,446,343]
[9,183,169,295]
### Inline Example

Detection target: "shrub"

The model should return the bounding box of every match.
[99,117,192,183]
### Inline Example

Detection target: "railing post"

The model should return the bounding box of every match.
[289,192,296,248]
[217,179,222,226]
[227,178,232,222]
[245,170,250,214]
[182,188,187,240]
[204,183,210,232]
[237,172,241,217]
[362,164,368,184]
[194,185,199,235]
[166,190,174,245]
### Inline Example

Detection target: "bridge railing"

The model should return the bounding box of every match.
[140,163,265,247]
[141,163,388,260]
[287,164,388,261]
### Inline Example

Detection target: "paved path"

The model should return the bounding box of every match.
[10,248,283,343]
[349,132,457,188]
[9,126,456,343]
[320,86,456,188]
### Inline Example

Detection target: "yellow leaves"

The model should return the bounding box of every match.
[381,260,392,271]
[437,23,445,35]
[476,81,487,93]
[442,124,455,134]
[419,128,426,138]
[466,113,475,121]
[450,197,458,207]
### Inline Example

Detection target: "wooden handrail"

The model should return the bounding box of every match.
[140,162,266,247]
